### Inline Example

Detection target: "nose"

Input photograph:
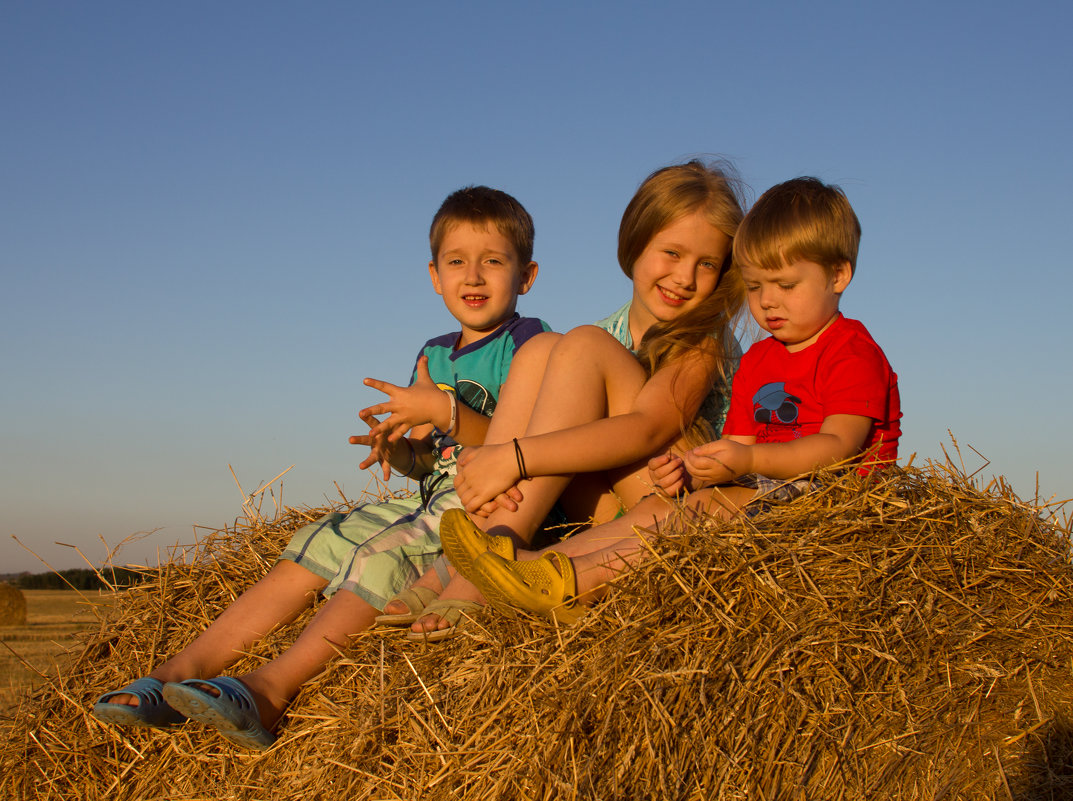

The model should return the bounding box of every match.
[464,262,484,285]
[758,284,777,309]
[670,261,697,289]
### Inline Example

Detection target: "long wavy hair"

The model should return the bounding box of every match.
[617,159,748,442]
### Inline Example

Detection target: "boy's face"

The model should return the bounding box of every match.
[429,221,538,348]
[740,258,851,352]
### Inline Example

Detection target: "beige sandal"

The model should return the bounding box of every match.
[405,598,482,643]
[375,585,441,626]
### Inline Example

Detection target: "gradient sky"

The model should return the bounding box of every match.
[3,1,1071,574]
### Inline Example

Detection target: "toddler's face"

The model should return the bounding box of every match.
[740,259,850,352]
[429,222,537,348]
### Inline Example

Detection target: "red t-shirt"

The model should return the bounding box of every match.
[723,315,901,468]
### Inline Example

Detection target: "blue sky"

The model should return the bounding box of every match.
[3,1,1071,574]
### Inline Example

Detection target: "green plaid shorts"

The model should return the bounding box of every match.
[279,474,461,611]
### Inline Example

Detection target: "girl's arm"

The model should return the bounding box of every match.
[454,344,719,509]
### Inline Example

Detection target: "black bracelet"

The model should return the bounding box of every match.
[395,438,417,478]
[513,437,529,481]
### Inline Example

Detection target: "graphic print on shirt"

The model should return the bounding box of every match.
[753,382,803,441]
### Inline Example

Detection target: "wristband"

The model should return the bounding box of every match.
[445,390,459,438]
[513,437,529,481]
[394,438,417,478]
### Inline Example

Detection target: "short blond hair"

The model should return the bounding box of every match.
[429,186,535,265]
[734,177,861,276]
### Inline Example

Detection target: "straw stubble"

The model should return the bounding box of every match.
[1,465,1071,799]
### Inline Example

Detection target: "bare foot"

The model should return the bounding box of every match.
[410,574,486,636]
[381,566,445,618]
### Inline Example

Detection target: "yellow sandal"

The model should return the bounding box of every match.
[439,508,517,581]
[472,550,583,624]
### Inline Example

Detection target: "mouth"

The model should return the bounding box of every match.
[656,285,690,306]
[462,294,489,307]
[766,317,786,330]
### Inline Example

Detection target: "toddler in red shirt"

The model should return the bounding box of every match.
[649,176,901,512]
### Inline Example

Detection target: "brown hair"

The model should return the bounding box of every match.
[734,177,861,276]
[429,186,535,265]
[619,160,748,442]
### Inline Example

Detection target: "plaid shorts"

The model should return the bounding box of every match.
[279,473,460,610]
[735,473,817,517]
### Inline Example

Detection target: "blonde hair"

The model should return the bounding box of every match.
[734,177,861,277]
[618,159,747,442]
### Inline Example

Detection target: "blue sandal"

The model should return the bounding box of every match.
[162,677,277,751]
[92,677,186,729]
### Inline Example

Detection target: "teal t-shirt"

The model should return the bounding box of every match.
[417,313,551,477]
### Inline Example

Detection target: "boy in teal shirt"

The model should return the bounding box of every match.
[93,186,550,750]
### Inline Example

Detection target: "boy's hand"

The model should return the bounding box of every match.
[454,443,521,512]
[683,440,753,486]
[350,409,400,480]
[361,357,450,443]
[648,452,689,496]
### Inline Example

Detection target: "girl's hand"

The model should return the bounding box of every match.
[474,486,526,516]
[361,357,450,443]
[648,452,689,497]
[454,443,522,512]
[683,439,753,486]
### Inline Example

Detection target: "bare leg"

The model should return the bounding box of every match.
[411,327,648,635]
[547,485,759,603]
[481,326,649,540]
[377,337,561,621]
[110,560,326,706]
[482,331,560,446]
[234,590,380,728]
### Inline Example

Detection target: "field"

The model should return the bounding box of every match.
[0,590,108,716]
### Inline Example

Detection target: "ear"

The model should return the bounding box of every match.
[831,260,852,294]
[516,261,539,295]
[428,261,444,295]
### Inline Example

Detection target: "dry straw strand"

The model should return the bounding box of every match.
[2,462,1073,799]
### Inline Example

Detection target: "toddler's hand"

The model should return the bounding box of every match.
[683,439,752,486]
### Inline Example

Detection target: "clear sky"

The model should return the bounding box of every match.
[3,1,1071,574]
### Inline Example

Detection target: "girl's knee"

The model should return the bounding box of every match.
[512,331,561,370]
[558,324,621,351]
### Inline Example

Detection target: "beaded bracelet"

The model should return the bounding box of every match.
[513,437,529,481]
[445,390,459,438]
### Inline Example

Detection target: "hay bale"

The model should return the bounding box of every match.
[0,582,27,626]
[1,466,1071,800]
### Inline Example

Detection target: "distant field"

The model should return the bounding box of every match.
[0,590,110,715]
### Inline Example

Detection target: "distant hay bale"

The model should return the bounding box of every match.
[0,582,27,626]
[1,465,1071,800]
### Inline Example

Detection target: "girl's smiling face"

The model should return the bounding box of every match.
[627,210,732,343]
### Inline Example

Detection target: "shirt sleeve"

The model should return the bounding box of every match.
[816,338,894,421]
